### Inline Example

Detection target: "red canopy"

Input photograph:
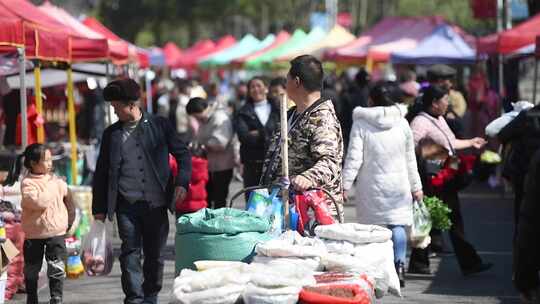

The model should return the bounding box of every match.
[172,35,236,69]
[0,0,69,61]
[325,16,446,63]
[82,16,143,65]
[0,17,24,53]
[232,31,291,65]
[478,13,540,55]
[39,2,129,64]
[0,0,110,62]
[163,42,182,67]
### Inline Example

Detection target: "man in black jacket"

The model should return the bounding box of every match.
[92,78,191,304]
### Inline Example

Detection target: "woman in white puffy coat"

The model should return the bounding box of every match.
[343,82,423,287]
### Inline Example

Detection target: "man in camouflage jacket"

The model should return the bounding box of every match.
[262,55,344,222]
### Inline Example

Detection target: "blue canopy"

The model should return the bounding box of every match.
[391,25,477,65]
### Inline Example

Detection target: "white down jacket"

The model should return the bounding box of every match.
[343,105,422,226]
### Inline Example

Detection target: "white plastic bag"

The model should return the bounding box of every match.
[242,283,300,304]
[314,223,392,244]
[485,101,534,137]
[171,284,245,304]
[320,239,356,255]
[80,221,114,276]
[255,231,327,258]
[409,200,432,249]
[247,263,316,288]
[252,255,323,272]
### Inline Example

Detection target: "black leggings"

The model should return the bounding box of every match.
[24,236,67,304]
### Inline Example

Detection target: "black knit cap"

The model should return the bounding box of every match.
[103,78,141,102]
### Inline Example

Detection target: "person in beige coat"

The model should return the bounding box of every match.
[187,97,235,209]
[4,143,71,304]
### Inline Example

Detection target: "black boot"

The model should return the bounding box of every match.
[396,262,406,288]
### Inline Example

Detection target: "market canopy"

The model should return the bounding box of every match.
[163,42,182,67]
[325,16,445,63]
[0,0,110,62]
[148,47,166,66]
[270,27,327,64]
[245,29,306,69]
[172,35,236,69]
[277,25,355,60]
[478,13,540,55]
[39,2,129,64]
[391,24,477,65]
[0,0,69,61]
[232,31,290,66]
[82,16,142,65]
[199,34,262,68]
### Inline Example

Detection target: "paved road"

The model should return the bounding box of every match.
[8,181,519,303]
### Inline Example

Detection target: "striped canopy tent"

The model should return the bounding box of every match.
[163,42,182,67]
[245,29,306,70]
[199,34,278,68]
[325,16,446,65]
[172,35,236,69]
[39,1,129,64]
[231,31,290,67]
[277,25,355,61]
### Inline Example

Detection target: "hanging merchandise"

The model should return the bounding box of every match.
[294,189,336,236]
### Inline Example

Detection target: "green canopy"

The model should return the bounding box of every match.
[245,29,307,70]
[199,34,261,68]
[269,27,327,63]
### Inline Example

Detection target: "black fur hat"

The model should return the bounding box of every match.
[103,78,140,102]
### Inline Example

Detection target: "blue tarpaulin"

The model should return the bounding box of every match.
[391,25,477,65]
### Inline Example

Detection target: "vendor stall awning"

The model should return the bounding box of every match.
[245,29,306,69]
[391,24,477,65]
[199,34,262,68]
[172,35,236,69]
[325,16,446,63]
[163,42,182,67]
[232,31,290,66]
[478,13,540,55]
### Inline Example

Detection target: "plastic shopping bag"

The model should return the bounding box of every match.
[409,200,432,249]
[80,221,114,276]
[295,190,336,236]
[247,188,283,235]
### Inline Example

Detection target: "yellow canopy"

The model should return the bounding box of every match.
[278,25,355,61]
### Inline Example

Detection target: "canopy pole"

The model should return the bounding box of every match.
[33,63,45,143]
[18,48,28,148]
[280,93,290,230]
[534,58,538,105]
[67,67,78,185]
[366,56,374,73]
[146,70,152,114]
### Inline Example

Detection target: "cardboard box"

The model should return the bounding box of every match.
[0,239,19,273]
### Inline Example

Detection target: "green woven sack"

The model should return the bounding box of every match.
[175,208,272,273]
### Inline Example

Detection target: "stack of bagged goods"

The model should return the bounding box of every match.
[314,223,400,298]
[253,230,328,271]
[170,264,250,304]
[170,261,316,304]
[299,272,375,304]
[242,262,316,304]
[175,208,272,273]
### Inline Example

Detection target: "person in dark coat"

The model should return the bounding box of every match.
[513,148,540,302]
[339,69,370,150]
[234,76,279,199]
[498,105,540,227]
[92,78,191,304]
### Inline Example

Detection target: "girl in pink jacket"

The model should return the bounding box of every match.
[4,143,69,304]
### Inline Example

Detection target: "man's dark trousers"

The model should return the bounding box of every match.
[116,196,169,304]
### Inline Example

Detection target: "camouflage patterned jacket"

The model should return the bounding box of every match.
[262,99,344,219]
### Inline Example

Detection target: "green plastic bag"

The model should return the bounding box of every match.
[175,208,272,273]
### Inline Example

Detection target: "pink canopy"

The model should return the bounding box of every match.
[163,42,182,67]
[231,31,291,65]
[325,16,447,63]
[478,13,540,55]
[39,2,129,64]
[172,35,236,69]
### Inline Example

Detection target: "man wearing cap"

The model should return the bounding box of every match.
[427,64,467,118]
[92,78,191,304]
